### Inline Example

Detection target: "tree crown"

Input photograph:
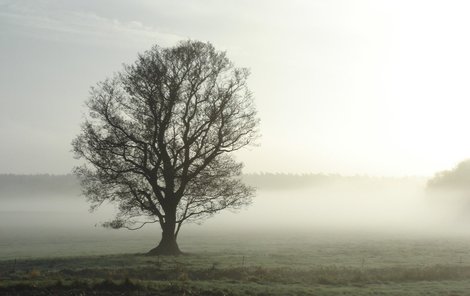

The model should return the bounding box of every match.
[72,40,259,233]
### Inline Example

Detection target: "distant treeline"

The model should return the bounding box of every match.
[0,174,80,197]
[243,173,337,190]
[0,173,423,198]
[243,173,423,190]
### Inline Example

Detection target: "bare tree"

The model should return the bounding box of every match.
[72,41,259,255]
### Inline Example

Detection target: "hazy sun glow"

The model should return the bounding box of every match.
[1,0,470,176]
[237,0,470,176]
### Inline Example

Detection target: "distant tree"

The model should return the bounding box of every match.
[72,41,259,255]
[427,159,470,191]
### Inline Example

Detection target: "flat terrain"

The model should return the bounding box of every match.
[1,175,468,294]
[2,232,470,295]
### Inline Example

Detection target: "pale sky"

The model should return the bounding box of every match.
[1,0,470,176]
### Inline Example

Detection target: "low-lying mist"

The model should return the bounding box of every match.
[205,176,470,236]
[1,173,470,258]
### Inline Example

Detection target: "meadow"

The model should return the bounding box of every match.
[3,231,470,295]
[2,174,470,295]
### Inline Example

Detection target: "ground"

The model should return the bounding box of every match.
[2,232,470,295]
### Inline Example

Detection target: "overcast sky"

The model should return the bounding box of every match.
[1,0,470,176]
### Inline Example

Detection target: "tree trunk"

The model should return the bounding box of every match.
[147,213,182,256]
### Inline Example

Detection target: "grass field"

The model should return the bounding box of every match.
[2,231,470,295]
[1,178,469,295]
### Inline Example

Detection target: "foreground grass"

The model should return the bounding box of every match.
[3,278,470,296]
[2,252,470,295]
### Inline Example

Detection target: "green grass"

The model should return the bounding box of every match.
[3,251,470,295]
[3,277,470,296]
[3,233,470,295]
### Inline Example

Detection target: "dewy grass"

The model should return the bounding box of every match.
[3,236,470,295]
[3,254,470,288]
[3,278,470,296]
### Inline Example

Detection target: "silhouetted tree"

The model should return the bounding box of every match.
[72,41,259,255]
[427,159,470,191]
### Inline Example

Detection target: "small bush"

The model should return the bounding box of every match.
[28,269,41,279]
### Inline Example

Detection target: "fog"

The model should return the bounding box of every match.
[4,0,470,261]
[2,174,470,259]
[204,176,470,235]
[4,1,470,177]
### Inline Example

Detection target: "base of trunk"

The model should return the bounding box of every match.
[147,236,182,256]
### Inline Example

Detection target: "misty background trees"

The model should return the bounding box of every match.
[0,174,79,197]
[427,160,470,192]
[0,173,427,195]
[72,41,259,255]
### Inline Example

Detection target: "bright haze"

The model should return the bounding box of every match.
[1,0,470,176]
